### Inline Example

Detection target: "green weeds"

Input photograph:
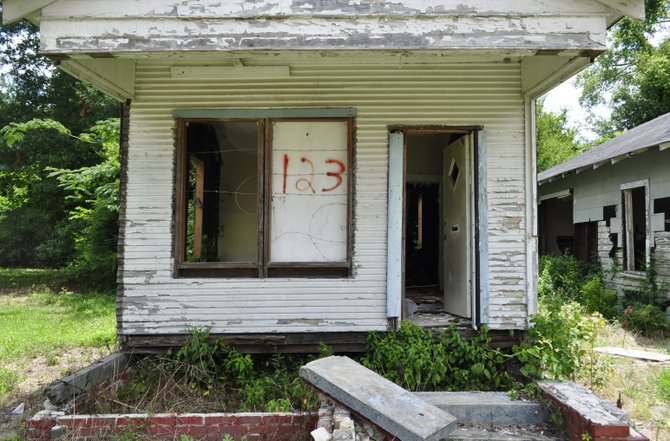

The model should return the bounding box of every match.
[362,322,511,391]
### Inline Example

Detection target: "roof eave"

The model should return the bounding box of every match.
[2,0,59,25]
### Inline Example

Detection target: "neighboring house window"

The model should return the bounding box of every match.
[175,117,353,278]
[621,180,650,272]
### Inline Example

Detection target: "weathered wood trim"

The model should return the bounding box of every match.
[116,100,131,338]
[119,329,523,353]
[386,132,404,322]
[525,98,539,319]
[521,55,593,98]
[476,130,489,325]
[595,0,645,20]
[173,108,356,119]
[39,0,614,19]
[39,16,608,54]
[539,189,572,202]
[1,0,59,24]
[58,59,136,101]
[120,333,369,354]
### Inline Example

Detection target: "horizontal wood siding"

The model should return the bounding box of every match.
[119,57,528,336]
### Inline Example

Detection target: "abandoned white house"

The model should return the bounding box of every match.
[2,0,645,351]
[538,112,670,297]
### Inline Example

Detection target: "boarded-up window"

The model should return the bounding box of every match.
[176,117,352,278]
[270,121,349,263]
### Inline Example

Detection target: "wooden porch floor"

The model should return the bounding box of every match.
[405,288,521,348]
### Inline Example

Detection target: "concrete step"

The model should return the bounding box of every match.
[414,392,550,426]
[445,424,564,441]
[300,356,457,441]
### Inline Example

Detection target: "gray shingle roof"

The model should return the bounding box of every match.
[538,111,670,183]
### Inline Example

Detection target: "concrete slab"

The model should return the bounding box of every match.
[300,356,457,441]
[444,424,563,441]
[45,353,131,406]
[414,392,550,425]
[594,347,670,362]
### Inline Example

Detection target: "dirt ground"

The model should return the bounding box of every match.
[0,347,111,440]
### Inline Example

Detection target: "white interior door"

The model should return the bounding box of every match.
[442,136,472,318]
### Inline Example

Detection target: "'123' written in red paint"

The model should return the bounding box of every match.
[282,154,346,194]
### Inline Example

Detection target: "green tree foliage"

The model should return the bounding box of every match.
[0,5,118,278]
[48,119,120,289]
[577,0,670,134]
[536,99,586,172]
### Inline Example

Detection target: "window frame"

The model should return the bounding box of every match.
[620,179,651,273]
[174,115,354,278]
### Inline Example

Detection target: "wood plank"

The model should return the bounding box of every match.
[594,347,670,362]
[191,156,205,260]
[39,16,607,54]
[40,0,612,19]
[2,0,59,24]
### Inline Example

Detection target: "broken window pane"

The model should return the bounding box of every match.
[185,121,259,263]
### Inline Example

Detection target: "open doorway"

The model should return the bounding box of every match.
[404,131,474,320]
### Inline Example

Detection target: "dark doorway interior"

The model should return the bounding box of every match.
[405,182,440,288]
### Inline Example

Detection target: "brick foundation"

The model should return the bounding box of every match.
[28,411,318,441]
[539,381,648,441]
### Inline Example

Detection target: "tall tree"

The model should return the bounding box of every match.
[577,0,670,134]
[0,5,118,268]
[536,99,586,173]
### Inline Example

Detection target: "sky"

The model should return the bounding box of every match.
[541,75,610,142]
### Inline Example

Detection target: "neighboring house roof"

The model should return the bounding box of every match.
[538,111,670,184]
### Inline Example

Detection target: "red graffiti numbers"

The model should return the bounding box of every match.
[295,157,317,193]
[280,154,346,194]
[322,159,346,192]
[282,154,289,194]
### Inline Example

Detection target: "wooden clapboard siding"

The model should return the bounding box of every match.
[118,56,529,336]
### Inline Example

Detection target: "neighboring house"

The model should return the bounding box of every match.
[2,0,644,351]
[538,112,670,298]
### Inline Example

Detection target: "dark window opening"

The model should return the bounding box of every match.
[654,197,670,232]
[574,221,598,263]
[603,205,616,227]
[622,185,648,271]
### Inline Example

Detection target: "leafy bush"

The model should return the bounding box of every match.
[581,276,620,320]
[361,322,512,391]
[109,329,320,414]
[538,255,622,321]
[538,255,586,300]
[515,296,608,386]
[623,303,669,336]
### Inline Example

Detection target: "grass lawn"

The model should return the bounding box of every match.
[592,323,670,441]
[0,269,117,409]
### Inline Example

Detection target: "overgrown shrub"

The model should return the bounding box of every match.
[105,329,320,414]
[538,255,622,321]
[623,303,669,336]
[581,276,620,320]
[515,296,608,387]
[361,322,512,391]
